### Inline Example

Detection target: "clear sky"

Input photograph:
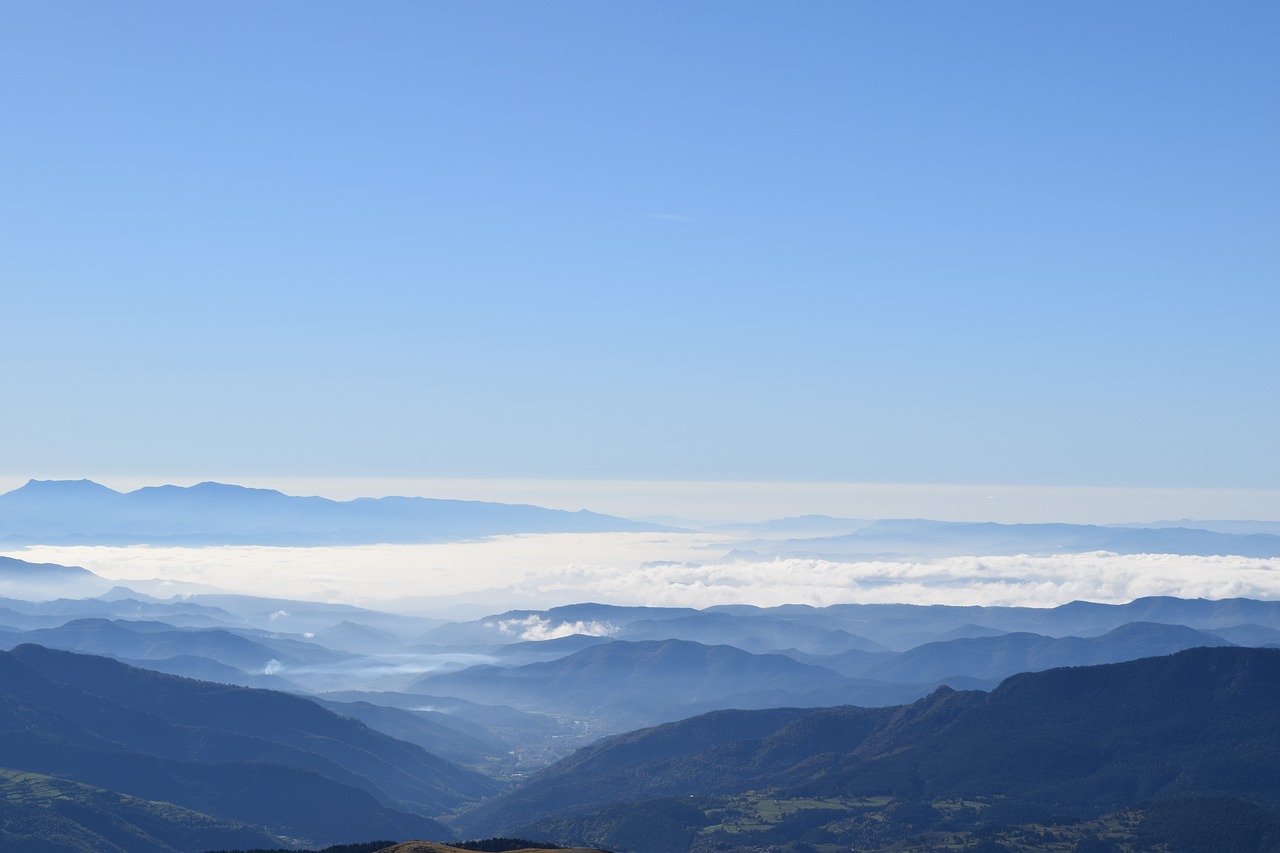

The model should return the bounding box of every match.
[3,2,1277,503]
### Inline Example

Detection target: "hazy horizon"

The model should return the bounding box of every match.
[3,474,1280,527]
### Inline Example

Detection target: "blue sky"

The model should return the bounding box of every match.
[3,1,1277,499]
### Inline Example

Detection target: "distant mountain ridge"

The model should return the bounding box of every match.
[427,596,1280,652]
[851,621,1235,682]
[0,479,670,545]
[412,639,929,729]
[8,480,1276,556]
[0,555,106,601]
[731,517,1280,559]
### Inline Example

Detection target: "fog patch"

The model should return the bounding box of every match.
[253,651,500,693]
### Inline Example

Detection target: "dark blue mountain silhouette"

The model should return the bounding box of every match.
[457,646,1280,845]
[0,644,496,845]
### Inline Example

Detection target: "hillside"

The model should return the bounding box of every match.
[0,767,279,853]
[456,647,1280,849]
[0,644,498,846]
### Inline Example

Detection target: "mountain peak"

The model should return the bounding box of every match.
[21,477,117,491]
[2,479,121,501]
[190,481,285,495]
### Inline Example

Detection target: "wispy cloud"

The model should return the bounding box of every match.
[487,614,617,641]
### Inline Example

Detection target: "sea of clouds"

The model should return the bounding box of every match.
[6,532,1279,617]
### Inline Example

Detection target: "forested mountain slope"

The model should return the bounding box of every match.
[457,647,1280,846]
[0,645,497,846]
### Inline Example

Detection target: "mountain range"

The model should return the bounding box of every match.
[6,640,1278,852]
[411,639,929,730]
[727,517,1280,559]
[4,537,1280,850]
[6,480,1279,562]
[0,479,668,545]
[4,559,1278,740]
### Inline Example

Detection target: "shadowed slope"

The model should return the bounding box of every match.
[457,647,1280,836]
[0,645,498,845]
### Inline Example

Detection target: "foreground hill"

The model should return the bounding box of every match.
[0,645,497,846]
[456,647,1280,850]
[0,767,279,853]
[0,479,667,545]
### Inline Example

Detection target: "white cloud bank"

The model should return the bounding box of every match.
[4,533,1278,616]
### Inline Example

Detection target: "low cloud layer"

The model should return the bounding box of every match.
[5,534,1278,615]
